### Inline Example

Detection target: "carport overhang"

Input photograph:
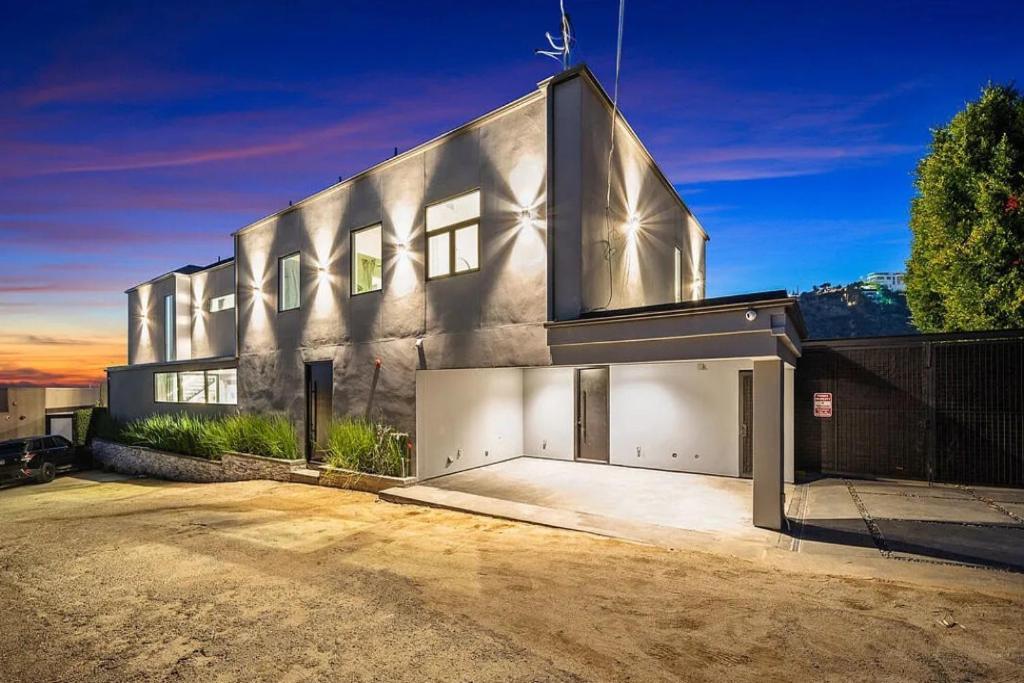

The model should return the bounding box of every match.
[545,291,806,531]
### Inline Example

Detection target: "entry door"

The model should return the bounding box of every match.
[739,370,753,478]
[305,361,333,461]
[576,367,610,463]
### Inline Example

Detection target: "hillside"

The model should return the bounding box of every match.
[798,283,918,339]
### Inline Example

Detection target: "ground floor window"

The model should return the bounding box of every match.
[154,369,237,405]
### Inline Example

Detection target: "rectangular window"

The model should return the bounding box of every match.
[426,190,480,279]
[153,369,237,405]
[209,293,235,312]
[164,294,176,361]
[279,252,300,311]
[351,224,383,294]
[207,369,238,405]
[179,371,207,404]
[0,387,8,412]
[154,372,179,403]
[674,247,682,303]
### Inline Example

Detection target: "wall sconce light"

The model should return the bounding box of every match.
[626,214,640,236]
[396,241,409,254]
[518,206,534,229]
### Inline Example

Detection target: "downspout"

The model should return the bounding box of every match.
[544,80,557,322]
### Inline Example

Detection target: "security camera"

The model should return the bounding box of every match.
[744,309,758,322]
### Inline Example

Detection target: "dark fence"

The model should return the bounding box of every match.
[796,330,1024,487]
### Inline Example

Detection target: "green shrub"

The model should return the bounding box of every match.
[113,412,299,461]
[220,413,300,460]
[121,413,227,459]
[73,408,93,447]
[322,418,409,477]
[89,407,124,443]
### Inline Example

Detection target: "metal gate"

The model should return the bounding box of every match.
[796,330,1024,487]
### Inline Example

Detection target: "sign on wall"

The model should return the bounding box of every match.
[813,392,833,418]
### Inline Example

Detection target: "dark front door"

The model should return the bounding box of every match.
[305,361,333,461]
[576,367,610,463]
[739,370,753,478]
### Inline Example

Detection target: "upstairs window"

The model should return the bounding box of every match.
[351,224,383,294]
[426,190,480,279]
[209,294,235,312]
[279,252,300,311]
[164,294,176,361]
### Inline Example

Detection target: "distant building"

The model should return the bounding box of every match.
[864,272,906,292]
[0,386,103,442]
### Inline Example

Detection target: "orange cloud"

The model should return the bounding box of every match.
[0,335,124,386]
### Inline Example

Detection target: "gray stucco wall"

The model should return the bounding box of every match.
[127,275,180,366]
[576,72,706,311]
[190,262,236,360]
[108,358,237,423]
[235,93,551,445]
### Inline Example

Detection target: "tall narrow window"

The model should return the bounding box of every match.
[351,224,383,294]
[164,294,176,361]
[279,252,300,311]
[426,190,480,279]
[674,247,682,303]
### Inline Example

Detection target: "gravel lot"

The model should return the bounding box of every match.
[1,472,1021,682]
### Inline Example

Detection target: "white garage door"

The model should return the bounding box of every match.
[48,416,73,441]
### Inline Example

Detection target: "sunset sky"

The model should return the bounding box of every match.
[2,1,1022,386]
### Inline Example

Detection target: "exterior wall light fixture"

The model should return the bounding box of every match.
[745,309,758,322]
[518,207,534,228]
[626,214,640,236]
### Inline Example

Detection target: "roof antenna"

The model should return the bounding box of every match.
[535,0,574,70]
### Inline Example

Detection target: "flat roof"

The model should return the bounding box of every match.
[125,257,234,294]
[551,289,807,339]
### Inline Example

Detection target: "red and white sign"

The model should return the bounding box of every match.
[813,392,833,418]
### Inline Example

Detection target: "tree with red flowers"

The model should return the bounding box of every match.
[906,84,1024,331]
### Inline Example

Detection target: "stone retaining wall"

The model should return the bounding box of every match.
[318,466,417,493]
[91,439,303,483]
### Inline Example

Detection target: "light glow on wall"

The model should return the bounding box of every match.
[387,199,420,297]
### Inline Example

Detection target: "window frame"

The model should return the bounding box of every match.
[350,223,384,296]
[425,189,482,281]
[673,247,682,303]
[153,369,238,406]
[164,294,176,361]
[277,252,301,312]
[209,293,235,312]
[153,372,180,404]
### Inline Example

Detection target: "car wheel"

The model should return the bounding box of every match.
[36,462,56,484]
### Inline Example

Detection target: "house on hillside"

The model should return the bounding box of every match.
[106,65,805,530]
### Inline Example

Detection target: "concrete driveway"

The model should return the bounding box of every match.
[792,478,1024,571]
[384,457,1024,573]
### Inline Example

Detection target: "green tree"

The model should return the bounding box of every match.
[906,84,1024,331]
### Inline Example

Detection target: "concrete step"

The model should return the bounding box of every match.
[290,468,322,485]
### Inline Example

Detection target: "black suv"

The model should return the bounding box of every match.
[0,435,79,486]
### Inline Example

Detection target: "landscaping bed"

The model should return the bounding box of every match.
[92,439,304,483]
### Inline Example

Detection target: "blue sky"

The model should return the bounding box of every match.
[1,0,1022,383]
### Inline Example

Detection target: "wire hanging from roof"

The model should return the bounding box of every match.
[595,0,627,311]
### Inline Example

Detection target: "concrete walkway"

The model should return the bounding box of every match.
[382,457,1024,573]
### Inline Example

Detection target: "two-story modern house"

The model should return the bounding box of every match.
[108,65,804,529]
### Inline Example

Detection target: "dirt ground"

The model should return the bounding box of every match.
[1,473,1022,682]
